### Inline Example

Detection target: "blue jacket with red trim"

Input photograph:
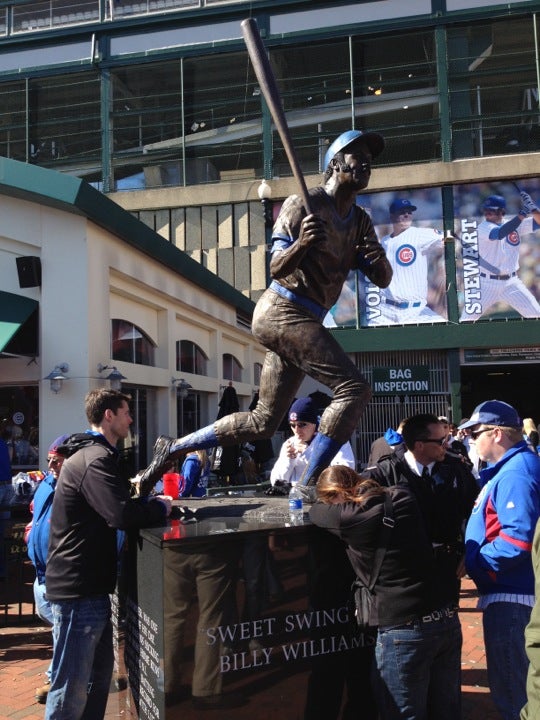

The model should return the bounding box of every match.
[465,441,540,596]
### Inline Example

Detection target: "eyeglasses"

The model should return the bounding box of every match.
[290,422,309,429]
[47,456,63,465]
[420,437,447,446]
[470,427,495,441]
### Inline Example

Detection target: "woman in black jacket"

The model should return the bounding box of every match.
[310,466,461,720]
[310,466,434,628]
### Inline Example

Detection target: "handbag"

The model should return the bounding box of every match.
[350,493,394,631]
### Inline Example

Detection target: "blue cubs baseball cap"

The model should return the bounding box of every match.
[481,195,506,211]
[389,198,417,215]
[289,397,319,425]
[458,400,522,430]
[324,129,385,169]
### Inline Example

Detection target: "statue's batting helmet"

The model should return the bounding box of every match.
[324,129,385,169]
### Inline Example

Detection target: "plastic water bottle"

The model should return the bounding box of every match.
[288,483,304,523]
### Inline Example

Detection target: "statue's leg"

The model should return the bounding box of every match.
[211,350,304,445]
[283,313,371,486]
[139,291,305,493]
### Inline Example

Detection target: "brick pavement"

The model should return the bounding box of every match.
[0,573,502,720]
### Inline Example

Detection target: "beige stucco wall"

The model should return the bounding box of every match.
[0,191,265,470]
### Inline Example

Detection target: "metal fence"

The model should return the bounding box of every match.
[354,348,451,467]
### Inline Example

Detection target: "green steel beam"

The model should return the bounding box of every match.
[333,320,540,353]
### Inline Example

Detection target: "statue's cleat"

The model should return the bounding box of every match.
[138,435,175,496]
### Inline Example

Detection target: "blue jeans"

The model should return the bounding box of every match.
[483,601,531,720]
[45,595,113,720]
[34,578,54,625]
[34,579,53,681]
[373,610,462,720]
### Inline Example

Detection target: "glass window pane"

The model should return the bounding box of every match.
[0,386,39,471]
[0,81,27,162]
[448,18,538,158]
[270,39,351,176]
[223,353,242,382]
[177,340,207,375]
[11,0,99,33]
[112,61,183,189]
[269,30,439,176]
[182,52,263,183]
[28,73,101,176]
[353,30,439,167]
[177,392,200,437]
[254,362,262,386]
[112,320,155,366]
[111,0,199,20]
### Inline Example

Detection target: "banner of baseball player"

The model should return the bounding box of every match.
[454,179,540,322]
[325,180,540,327]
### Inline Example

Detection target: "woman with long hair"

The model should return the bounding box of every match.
[310,466,458,720]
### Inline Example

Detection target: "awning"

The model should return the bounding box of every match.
[0,291,38,356]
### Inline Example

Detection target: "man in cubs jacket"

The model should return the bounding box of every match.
[462,400,540,720]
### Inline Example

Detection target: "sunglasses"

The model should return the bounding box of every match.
[290,422,309,429]
[420,437,447,446]
[470,427,494,441]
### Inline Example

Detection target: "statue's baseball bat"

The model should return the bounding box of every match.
[241,17,313,214]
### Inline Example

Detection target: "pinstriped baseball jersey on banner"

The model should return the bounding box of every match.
[362,225,446,326]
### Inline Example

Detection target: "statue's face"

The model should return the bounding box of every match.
[336,142,373,191]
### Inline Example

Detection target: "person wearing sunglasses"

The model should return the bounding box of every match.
[269,397,355,491]
[460,400,540,720]
[365,413,478,720]
[362,198,447,327]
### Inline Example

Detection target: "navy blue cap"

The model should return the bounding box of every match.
[458,400,521,430]
[48,434,70,455]
[389,198,417,215]
[289,398,319,425]
[481,195,506,211]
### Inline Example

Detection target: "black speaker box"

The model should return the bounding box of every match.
[16,256,42,288]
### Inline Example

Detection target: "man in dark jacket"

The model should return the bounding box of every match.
[44,389,172,720]
[365,413,478,720]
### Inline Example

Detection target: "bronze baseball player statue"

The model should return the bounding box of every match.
[138,130,392,496]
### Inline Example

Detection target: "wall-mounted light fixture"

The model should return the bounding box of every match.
[97,363,127,391]
[45,363,69,393]
[171,377,193,399]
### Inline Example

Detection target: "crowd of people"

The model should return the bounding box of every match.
[18,390,540,720]
[306,400,540,720]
